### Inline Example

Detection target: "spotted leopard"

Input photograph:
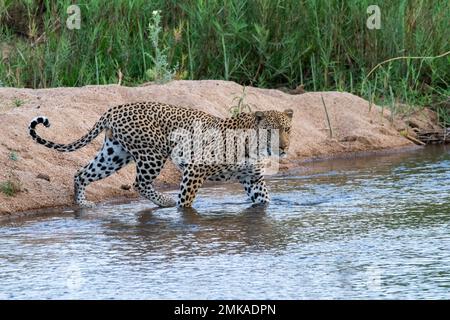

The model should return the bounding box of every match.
[28,102,293,208]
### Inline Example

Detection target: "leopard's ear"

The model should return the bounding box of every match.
[284,109,294,118]
[255,111,265,122]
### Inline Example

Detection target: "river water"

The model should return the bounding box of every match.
[0,146,449,299]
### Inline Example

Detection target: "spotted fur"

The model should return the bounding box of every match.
[28,102,293,208]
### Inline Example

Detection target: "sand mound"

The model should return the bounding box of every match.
[0,80,414,215]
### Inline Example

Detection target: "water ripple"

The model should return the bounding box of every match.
[0,146,449,299]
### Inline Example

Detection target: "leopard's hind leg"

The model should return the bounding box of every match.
[74,131,133,207]
[237,164,270,205]
[239,174,270,205]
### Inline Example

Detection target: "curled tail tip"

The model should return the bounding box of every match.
[29,116,50,129]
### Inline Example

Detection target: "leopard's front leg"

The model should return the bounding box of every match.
[177,165,206,207]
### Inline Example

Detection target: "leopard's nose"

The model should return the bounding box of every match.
[279,148,288,158]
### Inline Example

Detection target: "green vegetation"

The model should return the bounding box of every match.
[0,180,21,196]
[145,10,177,83]
[12,98,24,107]
[229,86,253,117]
[437,105,450,127]
[0,1,449,121]
[9,151,19,161]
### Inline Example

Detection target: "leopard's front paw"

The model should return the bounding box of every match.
[77,200,96,208]
[159,197,177,207]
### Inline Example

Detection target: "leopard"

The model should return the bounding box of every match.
[28,102,293,208]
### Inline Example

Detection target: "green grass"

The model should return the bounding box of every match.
[229,86,253,117]
[0,180,21,197]
[12,98,24,107]
[0,0,449,122]
[437,106,450,127]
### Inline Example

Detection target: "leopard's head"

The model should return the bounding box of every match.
[254,109,293,158]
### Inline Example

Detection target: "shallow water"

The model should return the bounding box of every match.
[1,146,449,299]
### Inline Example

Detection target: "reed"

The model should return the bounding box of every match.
[0,0,448,121]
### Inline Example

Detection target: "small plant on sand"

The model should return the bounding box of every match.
[9,151,19,161]
[13,98,24,108]
[436,106,450,127]
[0,180,21,197]
[145,10,177,83]
[229,86,253,117]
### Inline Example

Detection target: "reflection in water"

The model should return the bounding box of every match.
[133,205,290,254]
[0,146,449,299]
[100,203,292,263]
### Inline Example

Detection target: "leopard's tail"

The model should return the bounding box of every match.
[28,114,109,152]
